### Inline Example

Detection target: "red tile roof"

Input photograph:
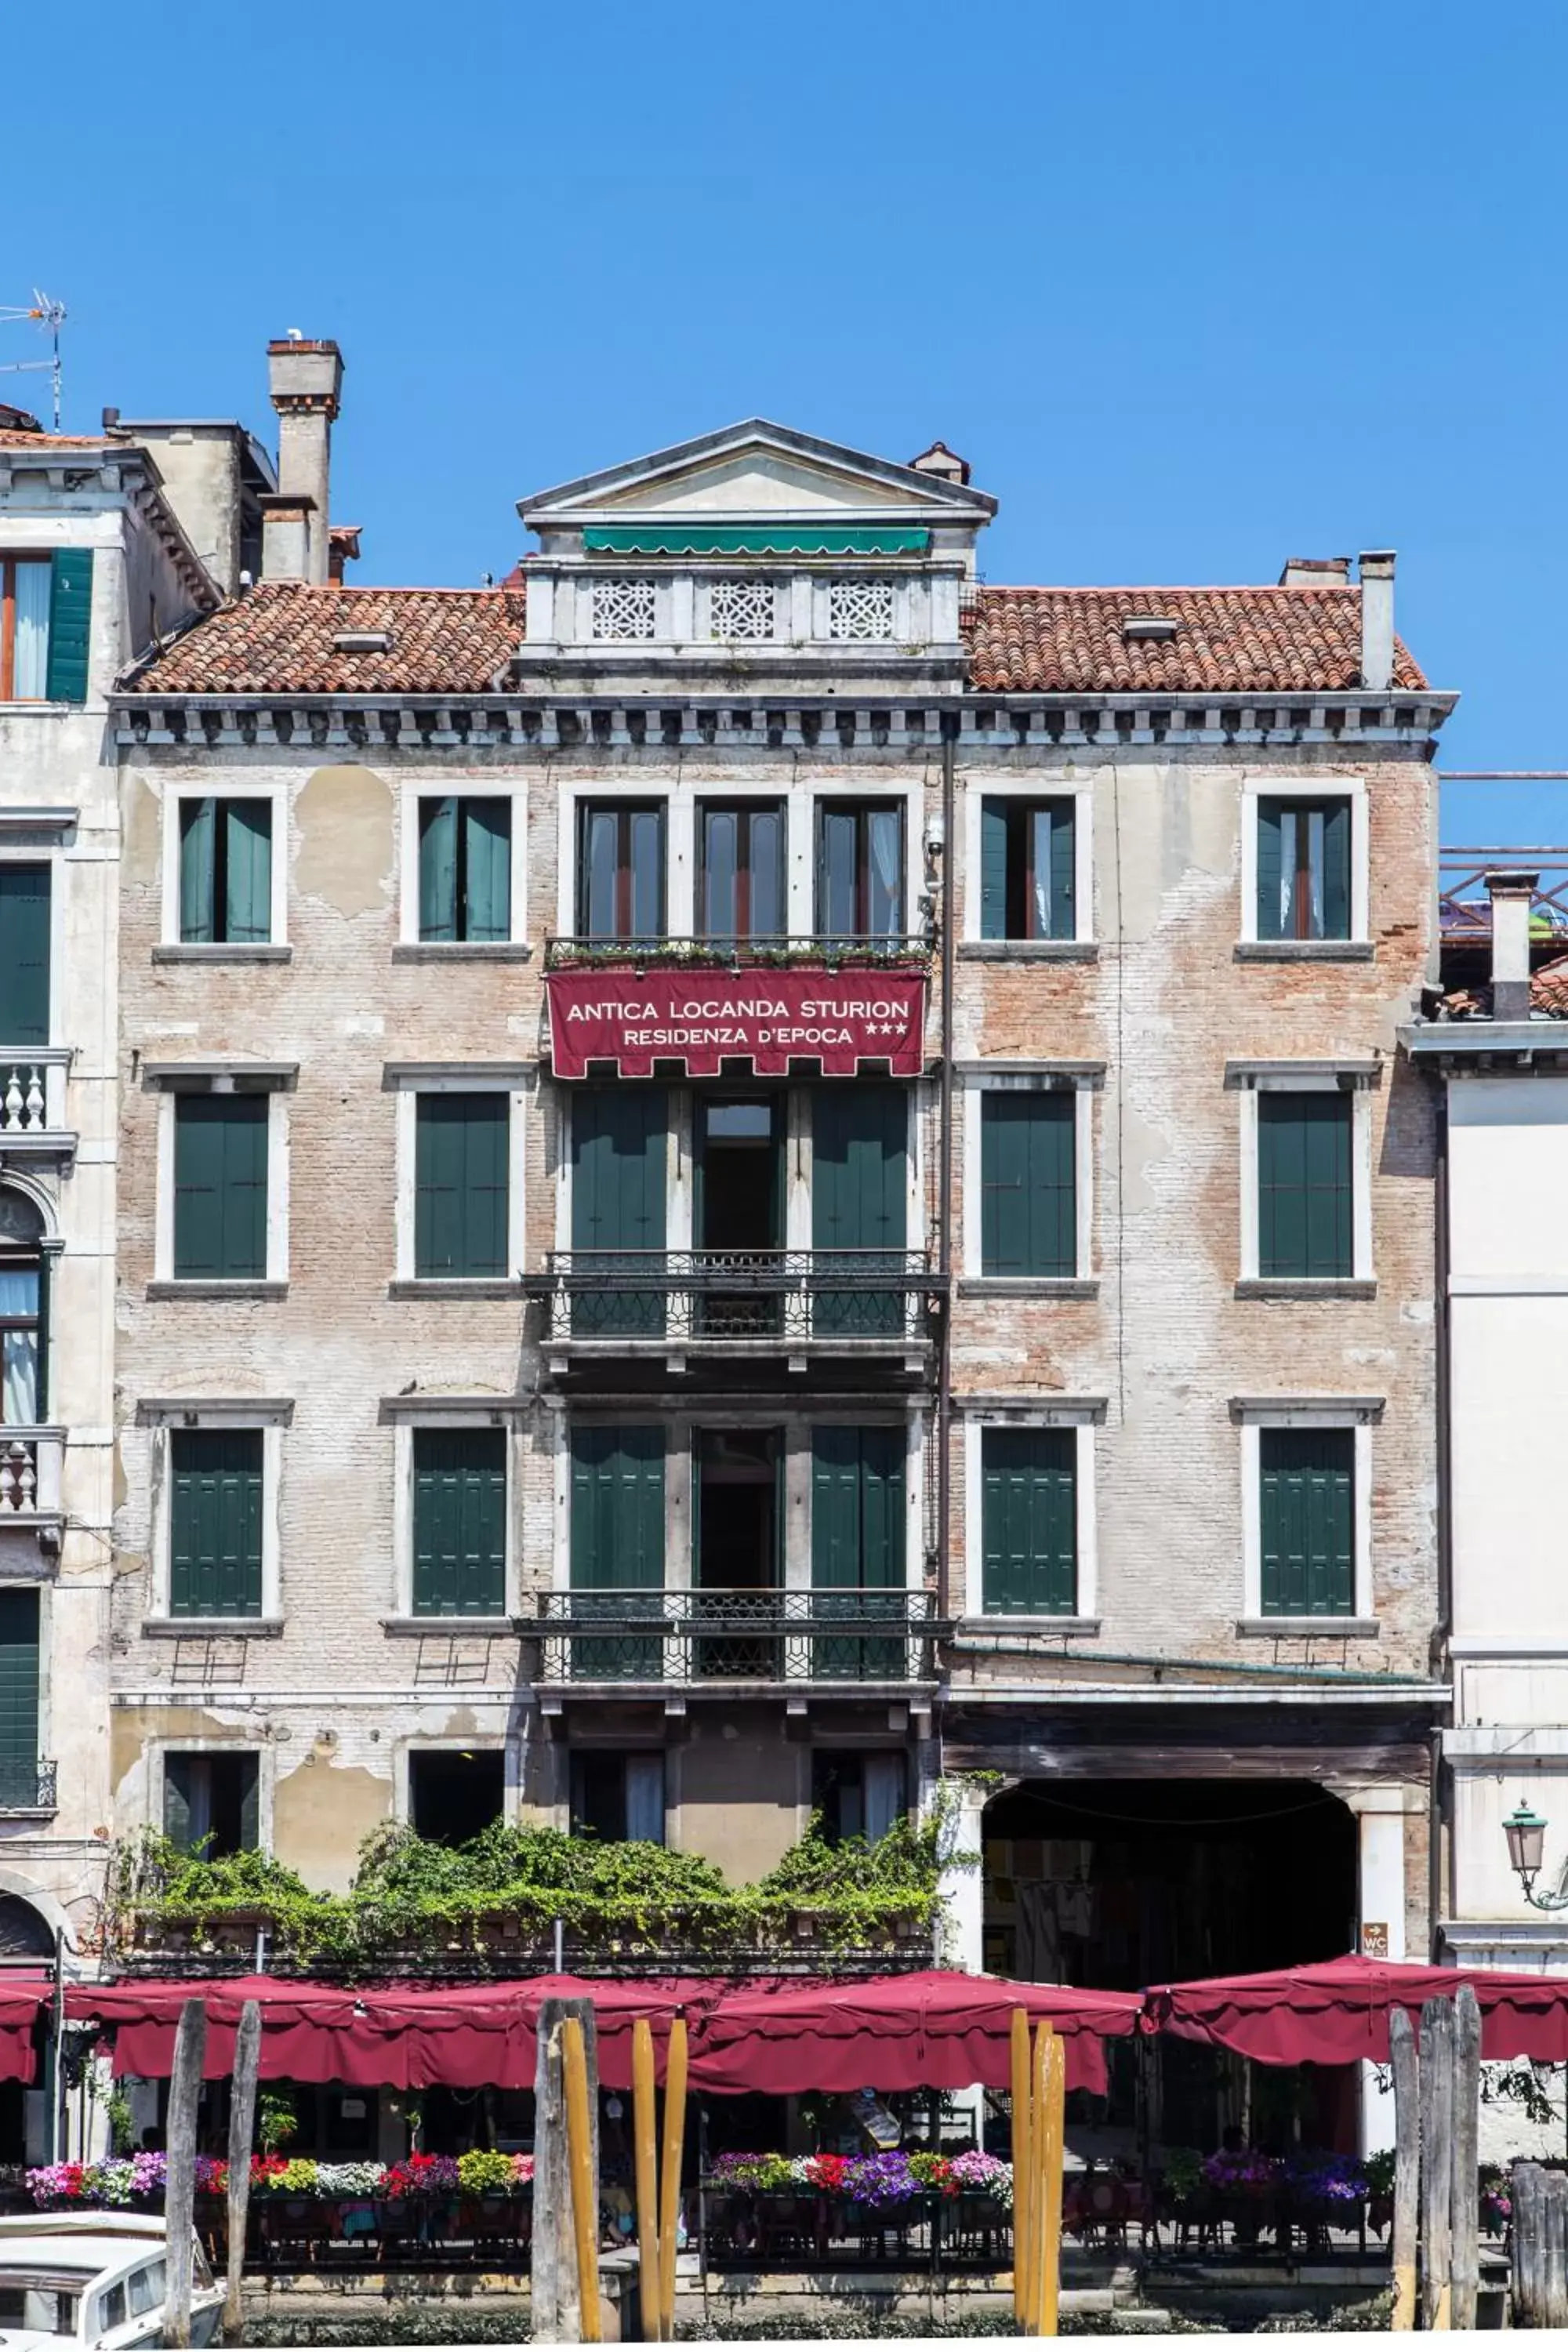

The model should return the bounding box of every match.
[1444,953,1568,1021]
[963,585,1427,695]
[127,583,528,696]
[0,430,118,451]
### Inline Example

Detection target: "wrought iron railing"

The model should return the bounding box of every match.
[0,1760,56,1813]
[544,935,932,971]
[532,1588,942,1684]
[528,1250,936,1345]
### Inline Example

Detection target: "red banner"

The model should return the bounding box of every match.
[546,964,927,1080]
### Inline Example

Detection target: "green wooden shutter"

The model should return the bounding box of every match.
[237,1755,260,1850]
[169,1430,263,1617]
[980,1091,1075,1276]
[1321,800,1351,940]
[570,1088,667,1334]
[1047,801,1076,937]
[174,1094,267,1279]
[415,1094,509,1277]
[44,550,93,703]
[179,800,216,944]
[1258,1094,1352,1279]
[811,1426,905,1677]
[0,865,50,1046]
[0,1591,38,1807]
[569,1425,664,1676]
[1257,802,1285,940]
[164,1755,195,1851]
[419,799,458,942]
[413,1428,506,1617]
[463,800,511,942]
[982,1428,1076,1614]
[1260,1428,1354,1616]
[979,800,1008,940]
[224,802,273,943]
[811,1086,907,1334]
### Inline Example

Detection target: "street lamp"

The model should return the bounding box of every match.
[1504,1797,1565,1908]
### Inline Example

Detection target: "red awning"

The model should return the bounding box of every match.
[1145,1955,1568,2066]
[692,1972,1142,2097]
[0,1977,50,2085]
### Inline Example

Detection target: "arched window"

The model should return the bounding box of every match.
[0,1191,45,1428]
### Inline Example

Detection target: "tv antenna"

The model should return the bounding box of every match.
[0,293,67,430]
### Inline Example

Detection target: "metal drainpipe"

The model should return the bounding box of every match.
[935,713,958,1627]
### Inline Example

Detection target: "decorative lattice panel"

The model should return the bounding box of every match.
[591,578,657,641]
[829,578,895,641]
[709,578,778,641]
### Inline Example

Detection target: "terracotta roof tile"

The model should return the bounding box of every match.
[127,583,528,696]
[0,430,118,451]
[1444,953,1568,1022]
[963,585,1427,695]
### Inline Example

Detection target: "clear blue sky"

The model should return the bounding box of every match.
[8,0,1563,845]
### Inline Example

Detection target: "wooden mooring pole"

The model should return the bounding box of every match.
[632,2017,662,2342]
[658,2016,688,2341]
[162,1997,207,2350]
[1419,1995,1455,2330]
[1388,2005,1419,2332]
[1036,2026,1065,2339]
[531,1994,600,2343]
[1011,2008,1034,2333]
[1450,1981,1482,2330]
[221,1999,261,2343]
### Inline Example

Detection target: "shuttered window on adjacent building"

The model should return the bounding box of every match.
[0,552,93,702]
[1257,798,1352,942]
[418,797,511,942]
[1257,1092,1352,1279]
[0,866,50,1047]
[412,1428,506,1617]
[980,798,1076,940]
[1259,1428,1355,1616]
[414,1094,509,1278]
[0,1590,39,1808]
[178,799,274,943]
[980,1091,1076,1276]
[169,1430,264,1617]
[173,1094,268,1279]
[981,1427,1077,1615]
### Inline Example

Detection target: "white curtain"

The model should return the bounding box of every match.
[868,811,902,936]
[862,1755,905,1844]
[0,1269,38,1426]
[1305,808,1326,936]
[12,564,50,699]
[624,1755,666,1845]
[1031,809,1053,938]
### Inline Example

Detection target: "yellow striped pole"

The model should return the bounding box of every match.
[1037,2028,1065,2338]
[632,2018,662,2342]
[1011,2008,1034,2332]
[659,2016,688,2339]
[561,2014,602,2343]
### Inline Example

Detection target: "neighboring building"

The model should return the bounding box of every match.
[0,398,219,2148]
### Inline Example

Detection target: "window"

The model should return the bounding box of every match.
[817,804,903,940]
[570,1087,667,1334]
[0,866,49,1045]
[414,1094,509,1278]
[811,1425,905,1678]
[1258,1094,1352,1279]
[570,1425,664,1677]
[408,1749,504,1845]
[412,1428,506,1616]
[93,2284,127,2338]
[173,1094,267,1279]
[980,1092,1076,1276]
[0,1591,39,1809]
[699,803,785,942]
[0,551,92,702]
[980,800,1075,941]
[127,2264,165,2321]
[179,799,273,944]
[812,1751,906,1845]
[163,1751,260,1856]
[0,1254,42,1427]
[579,803,664,942]
[1259,1428,1355,1617]
[571,1752,665,1844]
[418,797,511,942]
[1258,800,1352,942]
[169,1431,263,1617]
[981,1428,1076,1615]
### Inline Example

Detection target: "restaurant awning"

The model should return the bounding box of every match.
[0,1978,51,2085]
[1144,1954,1568,2066]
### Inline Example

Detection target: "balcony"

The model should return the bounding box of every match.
[0,1760,56,1817]
[529,1250,937,1371]
[544,935,933,972]
[0,1429,64,1545]
[532,1587,943,1691]
[0,1051,74,1169]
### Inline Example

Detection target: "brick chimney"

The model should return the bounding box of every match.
[1359,550,1396,691]
[909,440,971,486]
[267,336,343,585]
[1277,557,1352,588]
[1486,869,1538,1023]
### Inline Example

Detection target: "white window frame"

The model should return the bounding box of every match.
[0,815,74,1054]
[1232,1396,1383,1627]
[151,1738,273,1850]
[140,1399,291,1624]
[960,1064,1101,1284]
[153,1078,292,1286]
[960,776,1094,945]
[386,1064,532,1284]
[397,785,528,947]
[1231,1062,1377,1283]
[1239,774,1369,948]
[960,1399,1103,1627]
[386,1403,518,1621]
[159,783,289,950]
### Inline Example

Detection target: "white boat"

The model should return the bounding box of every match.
[0,2212,223,2351]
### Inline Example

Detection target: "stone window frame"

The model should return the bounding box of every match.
[1227,1058,1378,1293]
[144,1062,296,1295]
[156,781,291,961]
[956,1062,1103,1294]
[395,782,531,956]
[959,776,1095,950]
[383,1062,533,1294]
[1236,773,1370,958]
[0,809,76,1054]
[394,1733,518,1831]
[379,1393,524,1629]
[136,1395,292,1631]
[956,1394,1106,1633]
[1229,1394,1384,1632]
[151,1737,274,1853]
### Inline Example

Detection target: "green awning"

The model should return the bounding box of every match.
[583,525,930,556]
